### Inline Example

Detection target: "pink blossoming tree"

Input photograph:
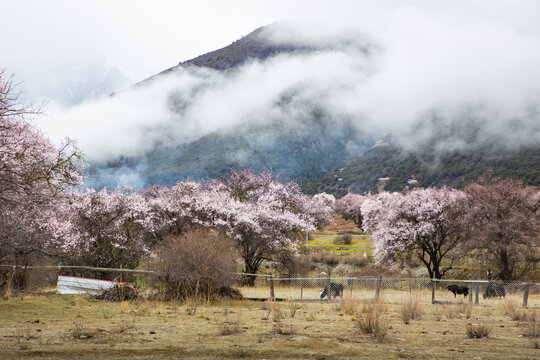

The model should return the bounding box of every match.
[62,188,153,277]
[462,178,540,280]
[218,170,334,283]
[362,188,466,279]
[334,193,368,231]
[0,70,81,286]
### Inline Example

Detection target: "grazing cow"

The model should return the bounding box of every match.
[320,282,344,300]
[483,284,506,299]
[447,284,469,298]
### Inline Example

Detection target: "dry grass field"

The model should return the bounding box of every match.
[1,289,539,359]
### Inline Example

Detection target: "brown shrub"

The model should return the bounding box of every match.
[342,254,370,267]
[152,227,238,300]
[333,234,353,245]
[310,252,339,266]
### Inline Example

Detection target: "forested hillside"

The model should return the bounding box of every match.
[304,144,540,196]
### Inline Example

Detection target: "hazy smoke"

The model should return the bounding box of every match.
[41,2,540,168]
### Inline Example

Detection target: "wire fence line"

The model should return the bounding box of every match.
[0,264,155,275]
[261,276,540,307]
[1,264,539,307]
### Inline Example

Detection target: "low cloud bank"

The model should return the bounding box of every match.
[41,4,540,168]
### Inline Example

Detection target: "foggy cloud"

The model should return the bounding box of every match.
[38,1,540,168]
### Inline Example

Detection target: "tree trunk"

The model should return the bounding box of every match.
[242,259,261,286]
[497,249,514,281]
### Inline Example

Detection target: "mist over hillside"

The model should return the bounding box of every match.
[42,17,540,190]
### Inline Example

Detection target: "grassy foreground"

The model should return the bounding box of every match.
[0,290,538,359]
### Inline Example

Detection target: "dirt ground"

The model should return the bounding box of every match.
[0,289,539,359]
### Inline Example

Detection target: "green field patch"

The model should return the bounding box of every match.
[305,233,374,254]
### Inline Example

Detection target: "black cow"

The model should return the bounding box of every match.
[483,284,506,299]
[320,282,344,300]
[447,284,469,298]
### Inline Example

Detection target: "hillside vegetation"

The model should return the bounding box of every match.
[304,144,540,197]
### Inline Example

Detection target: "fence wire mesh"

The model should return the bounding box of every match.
[2,265,539,308]
[256,276,540,307]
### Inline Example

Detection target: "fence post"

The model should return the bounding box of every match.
[375,274,382,300]
[523,277,530,308]
[475,270,480,304]
[269,274,275,301]
[300,278,303,300]
[431,277,436,304]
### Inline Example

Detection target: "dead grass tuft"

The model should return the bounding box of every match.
[286,301,301,318]
[444,302,472,319]
[465,323,492,338]
[360,298,387,314]
[353,306,389,342]
[502,297,527,321]
[218,311,242,336]
[70,322,95,340]
[272,318,297,335]
[339,294,360,316]
[400,296,423,324]
[526,311,540,349]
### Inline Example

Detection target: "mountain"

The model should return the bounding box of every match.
[87,22,540,192]
[152,26,314,75]
[303,142,540,197]
[88,24,374,188]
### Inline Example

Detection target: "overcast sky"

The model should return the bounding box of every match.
[3,0,539,102]
[2,0,369,102]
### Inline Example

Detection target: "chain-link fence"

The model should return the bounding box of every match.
[2,265,539,308]
[254,276,540,307]
[432,279,538,307]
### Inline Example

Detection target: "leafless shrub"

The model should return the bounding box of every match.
[333,234,353,245]
[272,305,284,322]
[269,304,295,335]
[151,227,238,300]
[400,297,423,324]
[278,253,312,276]
[466,323,492,338]
[310,252,339,266]
[342,254,370,267]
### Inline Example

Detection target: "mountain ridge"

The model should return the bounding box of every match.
[90,23,540,193]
